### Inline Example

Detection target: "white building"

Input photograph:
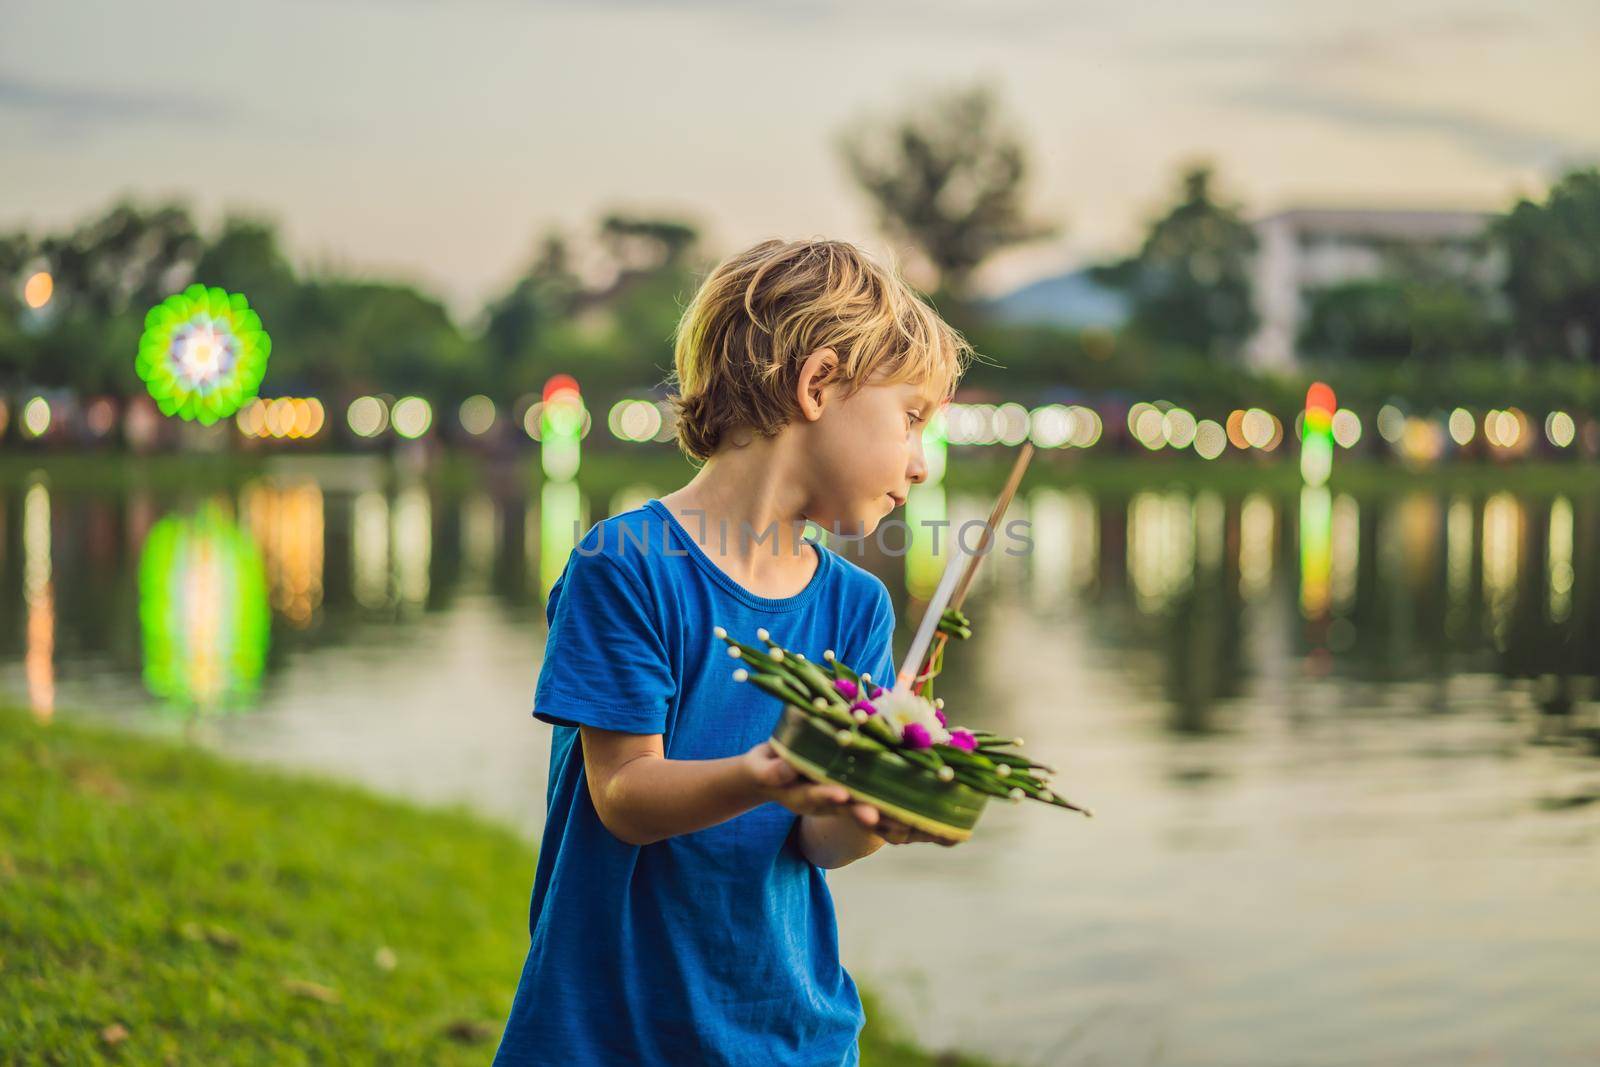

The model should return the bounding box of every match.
[1245,208,1499,370]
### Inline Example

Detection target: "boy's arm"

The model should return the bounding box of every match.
[796,812,886,869]
[796,806,958,868]
[579,727,856,846]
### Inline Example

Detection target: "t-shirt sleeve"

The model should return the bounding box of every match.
[854,580,897,690]
[532,545,676,734]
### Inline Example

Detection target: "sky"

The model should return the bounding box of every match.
[3,0,1597,315]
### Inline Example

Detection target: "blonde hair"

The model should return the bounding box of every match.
[668,238,972,463]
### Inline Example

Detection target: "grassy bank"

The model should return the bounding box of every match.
[0,707,993,1066]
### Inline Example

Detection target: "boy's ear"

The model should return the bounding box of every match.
[795,347,840,421]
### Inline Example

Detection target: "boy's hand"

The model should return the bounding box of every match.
[742,741,856,817]
[842,803,958,847]
[743,741,957,846]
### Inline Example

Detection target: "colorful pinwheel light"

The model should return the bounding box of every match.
[136,284,271,424]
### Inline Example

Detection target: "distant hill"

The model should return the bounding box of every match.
[984,268,1129,329]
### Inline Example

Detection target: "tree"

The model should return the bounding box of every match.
[285,281,473,401]
[192,217,298,324]
[1495,167,1600,363]
[481,232,581,382]
[27,202,203,392]
[0,232,35,380]
[479,215,701,399]
[1299,244,1506,362]
[1093,164,1257,360]
[838,85,1055,300]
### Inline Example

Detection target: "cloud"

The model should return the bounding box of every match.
[0,75,236,131]
[1221,83,1597,169]
[1147,10,1535,71]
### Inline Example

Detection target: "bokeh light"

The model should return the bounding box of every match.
[1301,383,1336,487]
[1331,409,1362,449]
[347,396,388,438]
[1483,408,1528,452]
[392,396,432,439]
[1399,417,1446,465]
[1028,404,1073,449]
[1225,409,1250,450]
[1241,408,1275,449]
[23,271,54,309]
[1132,405,1166,450]
[1448,408,1476,447]
[995,402,1030,446]
[1162,407,1197,450]
[22,396,50,437]
[1069,406,1102,448]
[1545,410,1576,448]
[85,398,116,437]
[459,394,496,436]
[608,399,663,443]
[1376,404,1406,444]
[1194,419,1227,460]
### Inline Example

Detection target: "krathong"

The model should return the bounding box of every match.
[136,284,271,424]
[719,444,1091,843]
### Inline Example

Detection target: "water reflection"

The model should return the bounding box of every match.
[23,480,53,720]
[1238,492,1275,601]
[394,483,432,609]
[1483,491,1521,649]
[6,469,1598,748]
[1548,496,1574,624]
[137,503,270,713]
[242,481,324,628]
[5,463,1600,1064]
[351,490,391,609]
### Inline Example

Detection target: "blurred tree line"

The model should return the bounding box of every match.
[3,82,1599,424]
[0,205,699,410]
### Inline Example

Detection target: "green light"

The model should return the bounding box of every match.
[136,284,271,424]
[540,379,585,480]
[1301,382,1336,487]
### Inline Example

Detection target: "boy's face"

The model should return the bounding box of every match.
[799,371,939,538]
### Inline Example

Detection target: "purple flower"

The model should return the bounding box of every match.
[833,678,859,700]
[869,685,886,699]
[934,707,947,727]
[849,699,877,717]
[947,728,977,751]
[901,722,932,749]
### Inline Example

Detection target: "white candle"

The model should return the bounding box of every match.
[894,536,969,693]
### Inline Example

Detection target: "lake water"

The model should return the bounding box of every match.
[6,455,1599,1066]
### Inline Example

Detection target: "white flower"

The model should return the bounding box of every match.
[872,688,951,746]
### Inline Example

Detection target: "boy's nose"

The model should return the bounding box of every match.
[907,449,928,485]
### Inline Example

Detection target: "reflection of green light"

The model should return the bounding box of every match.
[923,408,948,484]
[540,480,583,601]
[1299,486,1332,620]
[905,483,947,600]
[905,409,950,598]
[138,503,270,713]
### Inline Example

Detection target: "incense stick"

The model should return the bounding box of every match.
[894,443,1035,693]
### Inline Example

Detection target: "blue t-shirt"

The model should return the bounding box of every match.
[493,498,897,1067]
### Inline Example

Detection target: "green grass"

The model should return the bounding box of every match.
[0,707,996,1066]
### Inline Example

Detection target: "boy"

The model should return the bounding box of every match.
[493,238,972,1066]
